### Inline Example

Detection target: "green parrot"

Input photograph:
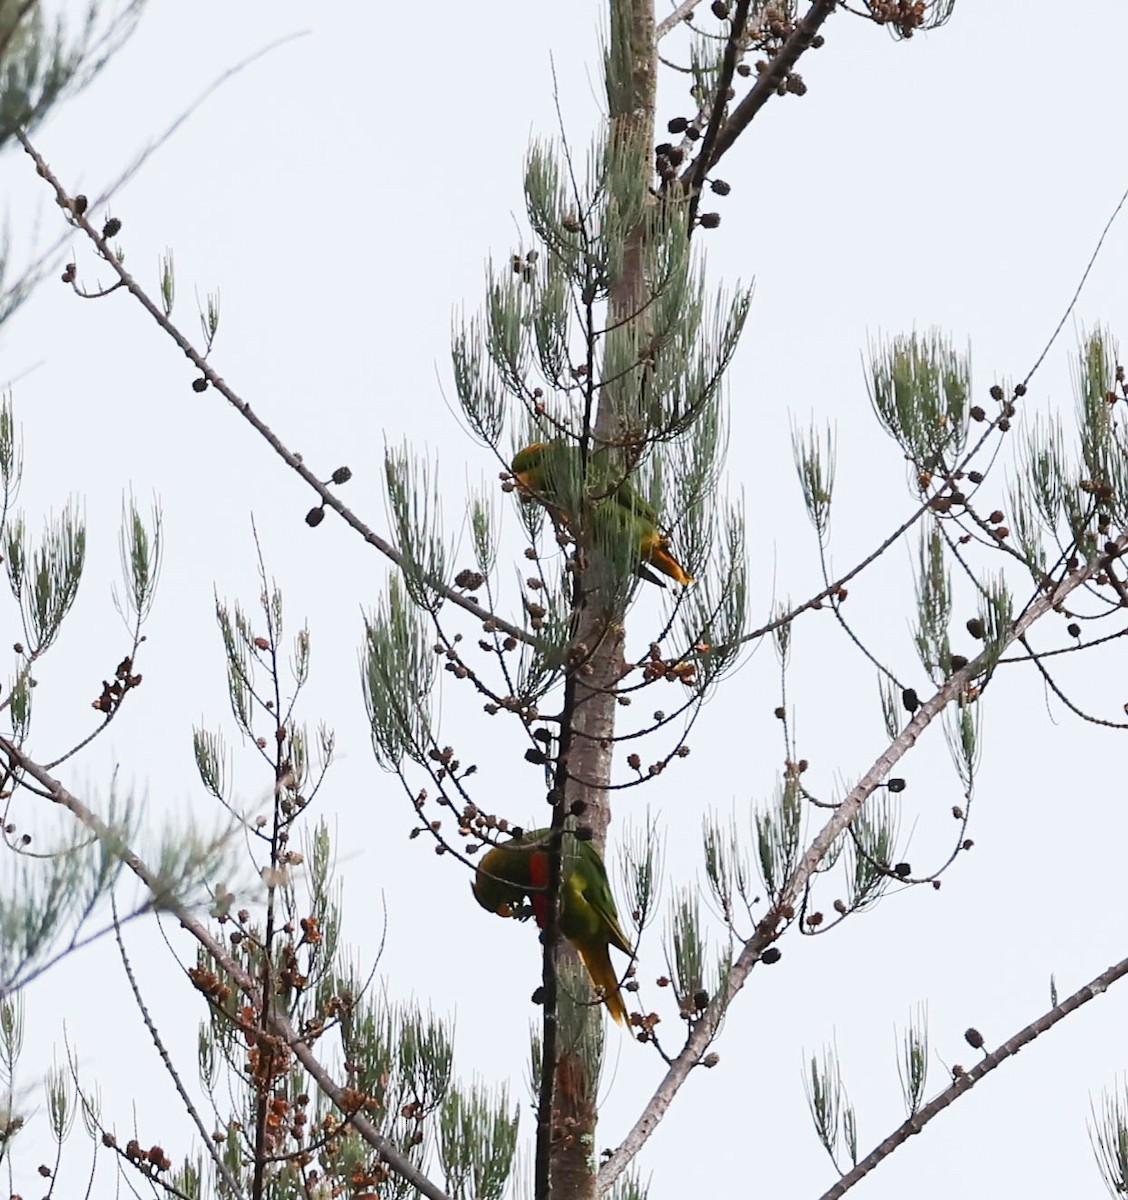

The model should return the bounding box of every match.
[472,827,634,1025]
[509,440,694,586]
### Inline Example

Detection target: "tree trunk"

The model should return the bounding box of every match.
[548,4,656,1198]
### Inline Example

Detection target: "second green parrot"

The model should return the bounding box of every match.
[510,440,694,587]
[472,827,634,1025]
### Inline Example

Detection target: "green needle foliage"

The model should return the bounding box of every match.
[439,1081,519,1200]
[363,574,435,769]
[897,1005,930,1118]
[804,1043,858,1173]
[755,772,803,904]
[845,792,900,913]
[607,1177,649,1200]
[913,519,952,679]
[113,492,162,625]
[470,488,500,577]
[869,330,970,477]
[5,503,85,654]
[384,444,450,613]
[619,817,661,933]
[793,420,836,545]
[942,701,980,796]
[702,812,750,929]
[1092,1082,1128,1198]
[665,886,707,1016]
[0,1,147,323]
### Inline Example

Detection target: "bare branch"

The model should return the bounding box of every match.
[818,951,1128,1199]
[656,0,704,38]
[597,532,1128,1190]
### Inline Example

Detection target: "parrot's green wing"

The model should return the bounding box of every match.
[563,839,633,1025]
[571,839,634,957]
[610,475,660,528]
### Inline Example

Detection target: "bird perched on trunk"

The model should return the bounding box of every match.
[509,440,693,586]
[472,827,634,1025]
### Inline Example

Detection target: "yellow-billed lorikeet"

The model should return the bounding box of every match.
[472,827,634,1025]
[509,440,694,586]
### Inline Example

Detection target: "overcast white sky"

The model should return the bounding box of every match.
[4,2,1128,1197]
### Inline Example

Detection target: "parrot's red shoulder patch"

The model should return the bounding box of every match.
[529,849,550,929]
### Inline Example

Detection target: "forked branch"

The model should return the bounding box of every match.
[683,0,838,225]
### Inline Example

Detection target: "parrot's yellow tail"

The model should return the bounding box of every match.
[641,531,694,586]
[577,943,628,1026]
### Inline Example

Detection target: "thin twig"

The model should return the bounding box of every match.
[725,495,932,652]
[111,897,247,1199]
[1022,180,1128,389]
[1017,632,1128,730]
[82,34,310,219]
[997,623,1128,664]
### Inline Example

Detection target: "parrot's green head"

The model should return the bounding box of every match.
[473,833,552,919]
[472,844,532,916]
[471,864,509,914]
[510,443,548,478]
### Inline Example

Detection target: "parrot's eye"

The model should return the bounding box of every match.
[497,902,515,918]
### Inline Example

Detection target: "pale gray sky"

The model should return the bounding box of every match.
[4,3,1128,1197]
